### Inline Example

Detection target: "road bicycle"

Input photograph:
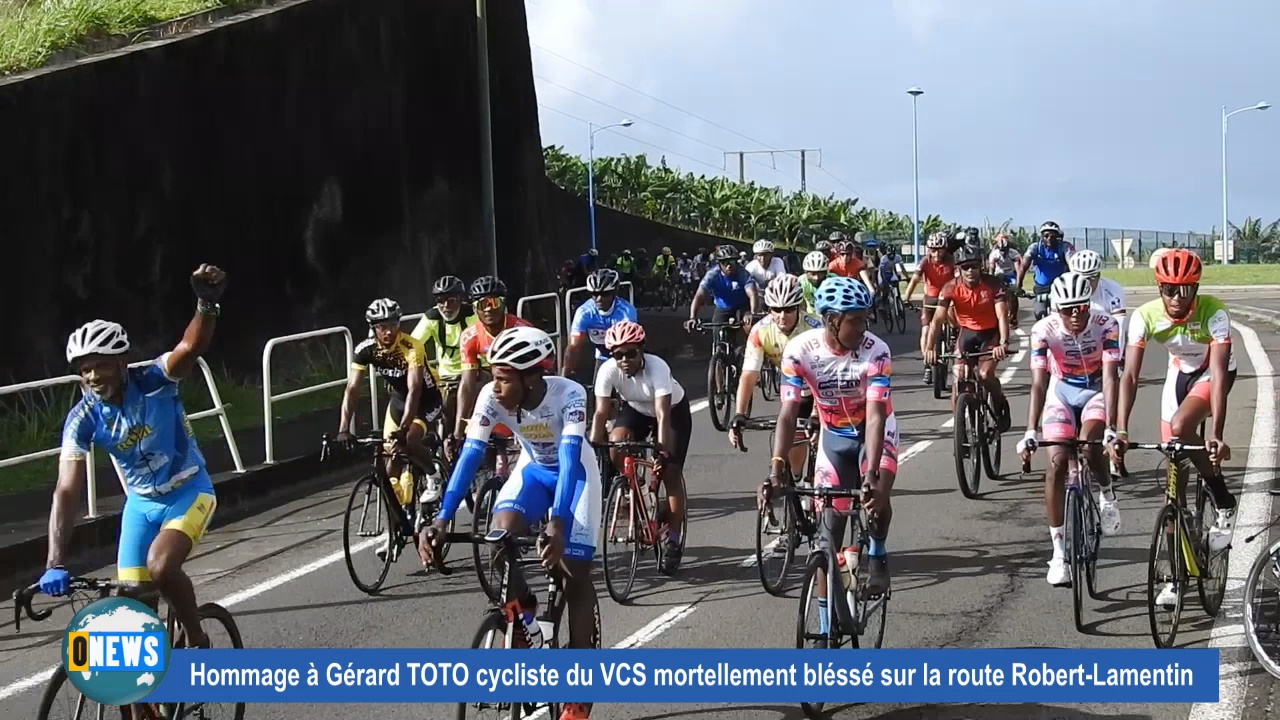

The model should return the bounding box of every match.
[14,577,245,720]
[695,317,742,432]
[429,528,600,720]
[877,281,908,335]
[739,417,819,596]
[323,433,453,595]
[758,356,781,401]
[467,434,523,601]
[943,349,1004,498]
[931,322,958,399]
[598,440,686,603]
[1242,488,1280,679]
[788,481,889,719]
[1021,439,1106,632]
[1123,440,1229,648]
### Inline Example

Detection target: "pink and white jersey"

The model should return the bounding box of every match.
[780,329,893,439]
[1029,312,1122,389]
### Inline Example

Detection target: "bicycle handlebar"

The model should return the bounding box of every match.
[1019,439,1104,473]
[780,484,863,500]
[12,577,120,633]
[595,440,663,453]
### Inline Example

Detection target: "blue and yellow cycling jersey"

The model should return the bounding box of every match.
[61,354,207,498]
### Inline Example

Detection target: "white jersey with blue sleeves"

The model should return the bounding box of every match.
[570,298,639,359]
[466,377,589,466]
[60,354,207,497]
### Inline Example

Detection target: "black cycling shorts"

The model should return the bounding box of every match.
[615,397,693,464]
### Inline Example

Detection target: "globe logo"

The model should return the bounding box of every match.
[62,597,170,706]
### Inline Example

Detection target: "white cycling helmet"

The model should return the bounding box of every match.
[66,320,131,364]
[764,273,805,309]
[752,239,775,254]
[926,231,948,249]
[802,250,828,273]
[365,298,402,324]
[1050,272,1094,309]
[488,326,555,370]
[1067,249,1103,278]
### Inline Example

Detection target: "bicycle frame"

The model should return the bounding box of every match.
[1129,441,1209,579]
[786,484,879,640]
[322,434,418,538]
[602,441,665,550]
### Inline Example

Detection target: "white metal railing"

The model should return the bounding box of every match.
[563,282,635,340]
[516,293,564,372]
[0,356,243,519]
[261,327,354,464]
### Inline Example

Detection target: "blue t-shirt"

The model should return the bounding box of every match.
[698,266,755,310]
[571,297,639,359]
[61,354,207,498]
[1023,241,1076,287]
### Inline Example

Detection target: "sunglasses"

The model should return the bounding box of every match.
[476,296,505,312]
[1159,283,1198,298]
[1058,304,1089,317]
[957,263,981,272]
[592,291,616,299]
[611,349,641,361]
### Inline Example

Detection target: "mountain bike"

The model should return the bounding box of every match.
[14,577,245,720]
[1242,489,1280,679]
[696,318,742,432]
[1021,439,1106,632]
[598,440,686,603]
[740,417,819,596]
[323,433,453,595]
[944,349,1004,498]
[430,528,600,720]
[789,481,889,719]
[1124,440,1229,648]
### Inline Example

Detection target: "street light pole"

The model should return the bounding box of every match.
[907,87,924,264]
[587,119,633,251]
[1221,101,1270,265]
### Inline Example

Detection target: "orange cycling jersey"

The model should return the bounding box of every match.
[827,256,864,279]
[459,314,546,438]
[915,257,954,297]
[938,277,1006,331]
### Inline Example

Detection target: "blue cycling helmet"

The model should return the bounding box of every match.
[814,276,873,315]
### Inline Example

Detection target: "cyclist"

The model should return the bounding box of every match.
[875,245,908,310]
[591,320,692,574]
[800,250,829,315]
[768,276,899,603]
[1015,273,1123,587]
[815,239,834,261]
[1111,249,1237,569]
[653,246,677,281]
[1067,249,1127,340]
[614,249,636,285]
[731,275,821,494]
[684,245,760,348]
[692,247,710,276]
[828,239,876,293]
[411,276,478,444]
[564,268,638,379]
[576,248,599,280]
[988,232,1023,325]
[923,246,1012,428]
[903,231,955,384]
[421,327,599,720]
[1016,221,1077,320]
[745,239,788,289]
[42,264,227,651]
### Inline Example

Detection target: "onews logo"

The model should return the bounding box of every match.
[62,597,171,705]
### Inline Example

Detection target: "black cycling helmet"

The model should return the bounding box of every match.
[952,246,981,266]
[713,246,737,262]
[432,275,465,297]
[469,275,507,300]
[828,230,848,243]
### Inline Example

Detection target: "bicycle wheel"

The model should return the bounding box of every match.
[851,517,888,650]
[952,393,982,498]
[932,338,949,400]
[1147,504,1184,648]
[602,476,642,604]
[1195,476,1229,617]
[980,400,1002,480]
[1243,538,1280,679]
[472,474,505,602]
[456,613,551,720]
[1066,488,1087,633]
[1082,484,1103,601]
[718,361,737,430]
[894,294,907,334]
[760,361,778,402]
[35,668,105,720]
[175,603,247,720]
[342,473,395,594]
[707,354,730,432]
[796,553,830,719]
[756,494,797,596]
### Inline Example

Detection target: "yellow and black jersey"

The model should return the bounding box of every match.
[352,332,439,399]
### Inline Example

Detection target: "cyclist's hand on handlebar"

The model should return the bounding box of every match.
[1209,438,1231,465]
[683,318,698,333]
[539,522,567,571]
[1015,432,1038,462]
[334,431,355,450]
[729,414,748,451]
[1106,436,1128,463]
[922,348,938,366]
[757,478,775,512]
[39,567,69,597]
[991,343,1008,362]
[417,520,449,568]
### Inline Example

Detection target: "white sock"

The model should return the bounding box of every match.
[1049,526,1066,559]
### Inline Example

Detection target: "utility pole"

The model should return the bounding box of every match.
[723,148,821,191]
[476,0,497,276]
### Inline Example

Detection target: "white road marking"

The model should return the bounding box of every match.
[1188,321,1276,720]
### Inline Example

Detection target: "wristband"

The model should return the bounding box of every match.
[197,300,221,316]
[1116,430,1129,438]
[770,456,787,465]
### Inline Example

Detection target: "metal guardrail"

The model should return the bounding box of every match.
[563,282,635,342]
[0,357,243,518]
[261,327,354,464]
[516,293,564,372]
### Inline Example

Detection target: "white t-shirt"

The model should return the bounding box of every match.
[594,354,686,417]
[745,256,787,290]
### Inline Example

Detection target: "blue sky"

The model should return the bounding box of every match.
[526,0,1278,233]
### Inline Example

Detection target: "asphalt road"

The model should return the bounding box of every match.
[2,294,1278,720]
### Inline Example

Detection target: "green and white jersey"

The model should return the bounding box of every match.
[1126,295,1236,373]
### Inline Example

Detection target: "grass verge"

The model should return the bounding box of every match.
[1102,263,1280,288]
[0,0,254,76]
[0,333,356,496]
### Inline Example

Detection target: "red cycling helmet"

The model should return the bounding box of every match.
[1153,248,1203,285]
[605,320,646,349]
